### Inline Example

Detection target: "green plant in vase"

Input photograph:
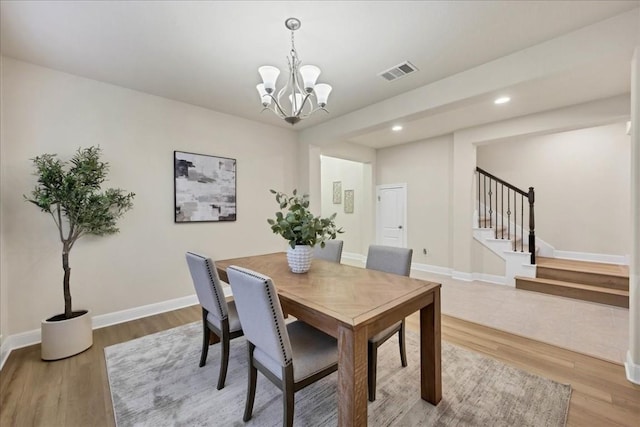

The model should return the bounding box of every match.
[267,189,342,272]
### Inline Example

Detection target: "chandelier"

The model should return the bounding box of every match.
[256,17,332,125]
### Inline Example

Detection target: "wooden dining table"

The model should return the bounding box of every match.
[215,252,442,427]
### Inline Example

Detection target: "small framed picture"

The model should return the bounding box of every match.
[333,181,342,204]
[344,190,354,213]
[174,150,236,222]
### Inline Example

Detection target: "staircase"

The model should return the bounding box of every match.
[515,257,629,308]
[473,167,538,285]
[472,168,629,308]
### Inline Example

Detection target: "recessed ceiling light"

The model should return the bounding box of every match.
[392,125,403,131]
[494,96,511,105]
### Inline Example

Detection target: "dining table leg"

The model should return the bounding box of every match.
[420,287,442,404]
[337,323,368,427]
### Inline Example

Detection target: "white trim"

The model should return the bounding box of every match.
[92,294,199,330]
[341,251,366,265]
[1,328,40,370]
[365,259,507,286]
[411,262,453,277]
[0,293,202,371]
[553,250,629,265]
[375,183,408,247]
[472,273,507,285]
[625,350,640,385]
[451,271,474,281]
[0,341,6,369]
[473,226,537,285]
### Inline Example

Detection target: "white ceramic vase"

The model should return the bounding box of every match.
[287,245,313,273]
[41,309,93,360]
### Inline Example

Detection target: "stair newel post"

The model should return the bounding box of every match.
[528,186,536,264]
[495,179,498,238]
[501,183,504,239]
[477,172,481,228]
[520,194,523,252]
[483,175,487,225]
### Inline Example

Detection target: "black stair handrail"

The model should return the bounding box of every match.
[476,167,528,196]
[476,167,536,264]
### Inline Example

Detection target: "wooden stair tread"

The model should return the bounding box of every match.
[536,257,629,278]
[515,276,629,296]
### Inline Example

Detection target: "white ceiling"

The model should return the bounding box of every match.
[1,1,639,148]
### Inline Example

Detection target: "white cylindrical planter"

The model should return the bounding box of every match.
[287,245,313,273]
[41,310,93,360]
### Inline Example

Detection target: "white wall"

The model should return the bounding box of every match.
[320,156,366,255]
[301,141,376,257]
[471,240,506,277]
[0,141,7,346]
[376,135,453,268]
[477,122,631,256]
[627,45,640,383]
[0,58,298,336]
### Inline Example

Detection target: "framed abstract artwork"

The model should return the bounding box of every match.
[333,181,342,204]
[344,189,354,213]
[174,151,236,222]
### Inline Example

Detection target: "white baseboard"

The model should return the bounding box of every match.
[0,328,41,369]
[346,255,505,286]
[625,350,640,385]
[341,251,366,265]
[421,268,507,285]
[93,294,198,330]
[411,262,453,277]
[0,294,200,371]
[553,250,629,265]
[451,271,474,281]
[1,334,21,371]
[472,273,507,285]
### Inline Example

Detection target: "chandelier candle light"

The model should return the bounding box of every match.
[256,17,332,125]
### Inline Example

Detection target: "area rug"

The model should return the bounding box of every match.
[105,322,571,426]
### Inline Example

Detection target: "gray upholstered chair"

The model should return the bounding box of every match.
[226,265,338,427]
[185,252,243,390]
[313,239,344,263]
[365,244,413,401]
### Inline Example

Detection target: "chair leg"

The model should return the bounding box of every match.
[199,315,210,368]
[368,342,377,402]
[399,319,408,367]
[243,343,257,422]
[282,364,295,427]
[217,332,230,390]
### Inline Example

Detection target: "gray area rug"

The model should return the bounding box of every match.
[105,322,571,426]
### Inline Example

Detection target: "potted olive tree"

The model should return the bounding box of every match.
[267,189,342,273]
[25,146,135,360]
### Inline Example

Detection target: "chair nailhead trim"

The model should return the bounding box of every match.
[189,252,227,320]
[205,259,227,319]
[265,282,291,366]
[229,266,291,365]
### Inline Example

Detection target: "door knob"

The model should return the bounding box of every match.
[398,225,403,229]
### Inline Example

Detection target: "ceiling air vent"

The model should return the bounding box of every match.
[378,61,418,82]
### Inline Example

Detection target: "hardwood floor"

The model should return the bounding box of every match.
[1,306,638,426]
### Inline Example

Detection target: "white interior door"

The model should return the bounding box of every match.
[376,184,407,247]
